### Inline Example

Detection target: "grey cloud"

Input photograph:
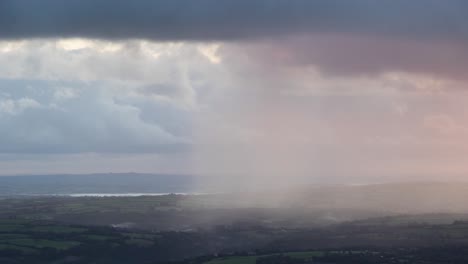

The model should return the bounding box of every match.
[1,0,468,41]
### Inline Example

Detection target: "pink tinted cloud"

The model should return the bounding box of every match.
[240,34,468,81]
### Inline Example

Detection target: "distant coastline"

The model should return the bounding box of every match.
[67,192,206,197]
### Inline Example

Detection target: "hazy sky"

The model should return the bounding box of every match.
[1,1,468,185]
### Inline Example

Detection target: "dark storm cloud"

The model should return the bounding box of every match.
[1,0,468,41]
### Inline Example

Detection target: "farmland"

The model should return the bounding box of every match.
[3,193,468,263]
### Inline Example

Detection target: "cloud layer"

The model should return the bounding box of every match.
[2,0,468,41]
[2,2,468,185]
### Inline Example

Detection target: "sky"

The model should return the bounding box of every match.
[1,0,468,186]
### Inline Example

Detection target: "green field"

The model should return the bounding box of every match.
[0,220,84,252]
[206,256,258,264]
[0,244,39,254]
[205,251,324,264]
[0,224,23,232]
[80,234,115,241]
[8,238,81,250]
[28,226,87,233]
[0,234,29,239]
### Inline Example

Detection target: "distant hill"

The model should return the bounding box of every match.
[0,173,194,195]
[3,176,468,215]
